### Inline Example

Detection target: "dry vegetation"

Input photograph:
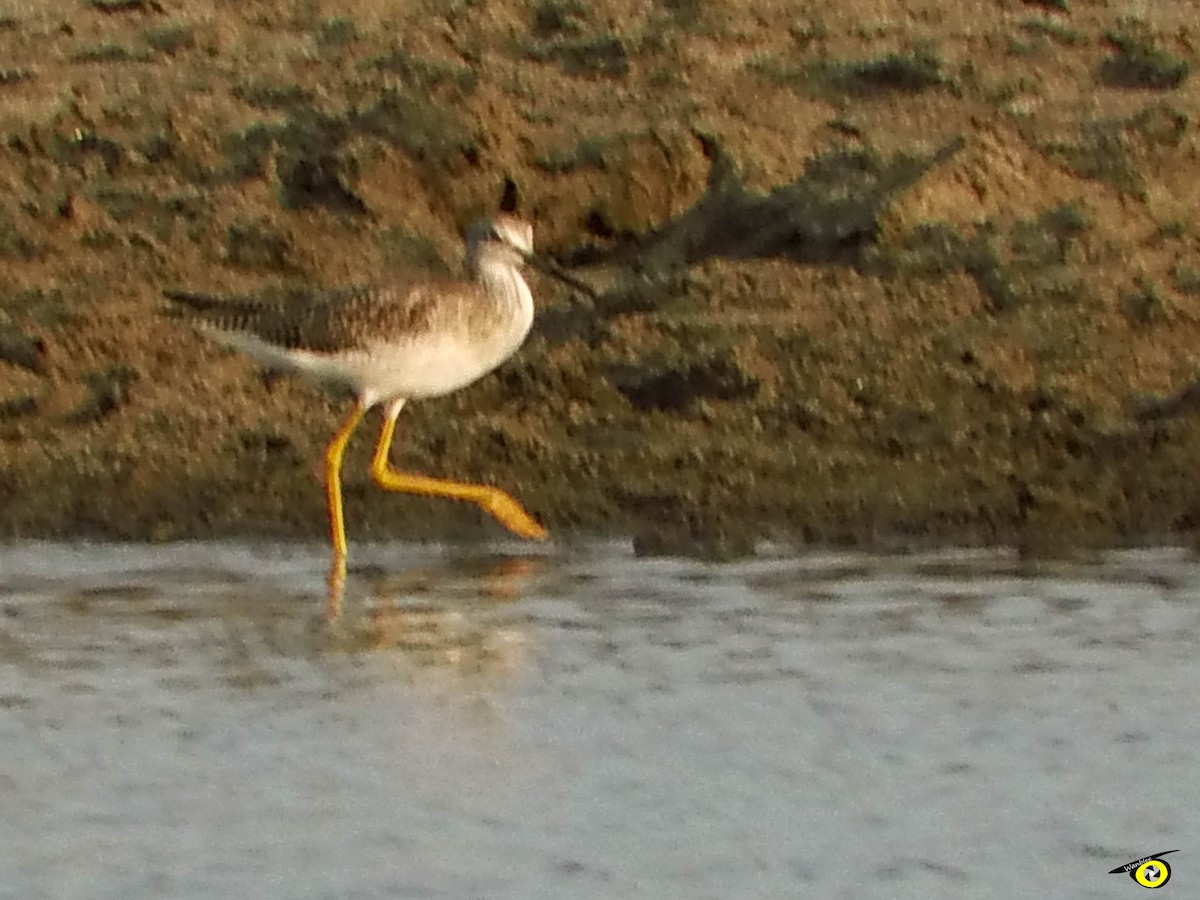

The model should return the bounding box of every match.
[0,0,1198,555]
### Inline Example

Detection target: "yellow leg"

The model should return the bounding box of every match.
[324,401,368,580]
[370,400,548,540]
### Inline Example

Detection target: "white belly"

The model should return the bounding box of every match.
[276,325,529,406]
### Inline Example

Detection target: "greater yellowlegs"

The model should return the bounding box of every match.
[166,213,549,582]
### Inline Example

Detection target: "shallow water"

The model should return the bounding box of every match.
[0,541,1196,899]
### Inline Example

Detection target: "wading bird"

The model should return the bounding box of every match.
[166,212,561,589]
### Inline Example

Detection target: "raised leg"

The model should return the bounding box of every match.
[324,401,368,581]
[369,399,547,540]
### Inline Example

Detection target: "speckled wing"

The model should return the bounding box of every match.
[164,281,476,354]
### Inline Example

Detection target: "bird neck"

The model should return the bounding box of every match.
[468,245,532,315]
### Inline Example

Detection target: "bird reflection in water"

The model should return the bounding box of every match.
[325,554,541,668]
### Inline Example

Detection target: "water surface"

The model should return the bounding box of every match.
[1,542,1196,899]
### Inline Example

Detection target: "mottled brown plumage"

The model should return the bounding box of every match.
[164,280,494,355]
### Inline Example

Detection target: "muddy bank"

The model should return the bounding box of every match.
[1,1,1199,555]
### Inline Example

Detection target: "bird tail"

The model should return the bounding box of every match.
[162,289,270,332]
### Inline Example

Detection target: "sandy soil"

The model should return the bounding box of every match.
[1,0,1198,555]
